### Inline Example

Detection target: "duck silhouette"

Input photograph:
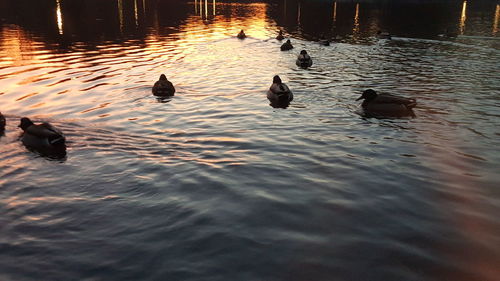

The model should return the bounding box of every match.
[356,89,416,117]
[377,30,392,40]
[276,30,284,41]
[296,50,313,68]
[19,117,67,158]
[0,112,5,133]
[280,40,293,51]
[237,30,246,39]
[267,75,293,108]
[152,74,176,96]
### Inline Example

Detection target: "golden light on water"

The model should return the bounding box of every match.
[353,3,360,35]
[493,4,500,35]
[134,0,138,27]
[118,0,124,32]
[213,0,216,16]
[56,0,63,35]
[459,1,467,35]
[333,2,337,23]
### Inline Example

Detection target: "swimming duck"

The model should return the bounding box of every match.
[377,30,391,40]
[152,74,176,96]
[0,112,5,133]
[276,30,284,41]
[237,30,246,39]
[267,75,293,108]
[356,89,416,117]
[280,40,293,51]
[19,117,66,146]
[296,50,313,68]
[319,35,330,46]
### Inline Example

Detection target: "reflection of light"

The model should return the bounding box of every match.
[213,0,216,16]
[460,1,467,35]
[353,3,360,35]
[205,0,208,19]
[493,4,500,35]
[56,0,63,35]
[134,0,138,27]
[297,3,301,26]
[195,0,198,14]
[333,2,337,23]
[118,0,124,32]
[199,0,202,16]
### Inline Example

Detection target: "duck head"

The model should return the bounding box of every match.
[159,74,167,81]
[273,75,282,84]
[19,117,34,131]
[356,89,378,102]
[300,50,307,55]
[286,39,291,44]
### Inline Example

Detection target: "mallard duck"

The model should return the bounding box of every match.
[356,89,416,117]
[280,39,293,51]
[377,30,391,40]
[237,30,246,39]
[267,75,293,108]
[0,112,5,133]
[152,74,176,96]
[19,117,66,146]
[276,30,284,41]
[296,50,313,68]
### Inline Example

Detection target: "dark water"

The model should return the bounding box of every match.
[1,0,500,280]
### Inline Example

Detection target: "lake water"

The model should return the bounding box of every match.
[1,0,500,280]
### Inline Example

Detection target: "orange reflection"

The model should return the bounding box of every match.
[1,26,37,66]
[353,3,360,36]
[459,1,467,35]
[332,2,337,23]
[56,0,63,35]
[493,4,499,35]
[118,0,124,33]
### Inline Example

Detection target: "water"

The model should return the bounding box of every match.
[1,0,500,280]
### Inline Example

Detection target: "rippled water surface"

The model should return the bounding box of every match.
[1,0,500,280]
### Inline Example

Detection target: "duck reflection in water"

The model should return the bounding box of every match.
[356,89,416,118]
[267,75,293,109]
[152,74,176,97]
[18,117,67,159]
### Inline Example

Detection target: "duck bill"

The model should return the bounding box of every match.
[356,96,363,101]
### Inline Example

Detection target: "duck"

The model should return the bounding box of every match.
[152,74,176,96]
[0,112,5,133]
[19,117,66,146]
[319,35,330,46]
[237,30,246,39]
[356,89,416,117]
[296,50,313,68]
[280,39,293,51]
[377,30,391,40]
[267,75,293,108]
[276,30,284,41]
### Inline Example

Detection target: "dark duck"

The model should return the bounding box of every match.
[267,75,293,108]
[18,117,67,158]
[152,74,176,97]
[0,112,5,133]
[296,50,313,68]
[276,30,284,41]
[356,89,416,117]
[237,30,246,39]
[280,39,293,51]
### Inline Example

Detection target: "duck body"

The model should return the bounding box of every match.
[237,30,246,39]
[357,89,416,117]
[152,74,176,96]
[296,51,313,68]
[0,112,5,133]
[276,31,284,40]
[280,40,293,51]
[267,75,293,108]
[19,117,67,158]
[377,31,391,40]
